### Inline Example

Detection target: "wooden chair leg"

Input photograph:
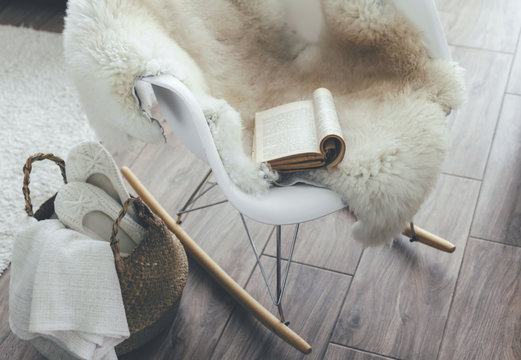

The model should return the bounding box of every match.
[402,224,456,253]
[120,167,312,354]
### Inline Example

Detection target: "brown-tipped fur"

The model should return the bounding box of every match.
[64,0,465,245]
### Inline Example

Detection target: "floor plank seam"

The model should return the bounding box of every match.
[258,222,276,257]
[127,145,147,168]
[448,43,515,55]
[468,235,521,249]
[328,341,401,360]
[505,22,521,92]
[318,279,355,359]
[467,47,516,214]
[436,70,516,354]
[262,253,356,277]
[434,235,473,360]
[0,332,11,347]
[474,95,508,181]
[435,174,488,360]
[208,302,238,360]
[318,249,365,359]
[208,224,275,359]
[440,172,482,182]
[461,28,521,272]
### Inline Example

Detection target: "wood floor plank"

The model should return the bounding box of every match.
[324,344,393,360]
[126,140,209,222]
[435,0,521,52]
[180,188,274,287]
[0,269,45,360]
[438,238,521,360]
[125,135,282,357]
[38,11,65,34]
[18,7,62,31]
[0,0,17,13]
[0,0,63,29]
[442,47,512,179]
[2,1,521,359]
[471,94,521,245]
[120,259,237,360]
[0,1,34,27]
[331,174,481,359]
[0,0,65,32]
[212,258,351,360]
[263,208,363,275]
[507,36,521,95]
[133,125,275,284]
[105,141,145,170]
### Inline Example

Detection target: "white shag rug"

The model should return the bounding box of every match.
[0,26,96,275]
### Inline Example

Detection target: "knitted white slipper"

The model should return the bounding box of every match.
[66,141,136,218]
[55,182,145,256]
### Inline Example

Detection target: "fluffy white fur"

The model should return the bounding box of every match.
[199,96,278,193]
[63,0,465,246]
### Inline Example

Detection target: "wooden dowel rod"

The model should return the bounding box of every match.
[403,224,456,253]
[120,167,312,354]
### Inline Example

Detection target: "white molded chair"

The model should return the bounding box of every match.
[139,74,349,322]
[141,75,348,225]
[134,0,453,325]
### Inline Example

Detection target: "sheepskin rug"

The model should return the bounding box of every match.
[63,0,465,246]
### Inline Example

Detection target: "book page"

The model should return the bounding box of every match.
[313,88,343,141]
[312,88,346,167]
[254,100,319,162]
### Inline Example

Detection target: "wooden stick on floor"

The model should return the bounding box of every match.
[403,224,456,253]
[120,166,312,355]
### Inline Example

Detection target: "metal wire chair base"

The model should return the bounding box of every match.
[175,169,227,224]
[240,215,299,324]
[179,169,300,324]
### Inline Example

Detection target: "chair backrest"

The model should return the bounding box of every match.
[143,77,209,163]
[391,0,451,60]
[141,75,244,201]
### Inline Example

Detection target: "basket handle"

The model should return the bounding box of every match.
[23,153,67,217]
[110,197,140,274]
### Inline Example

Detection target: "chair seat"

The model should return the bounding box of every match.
[221,182,346,225]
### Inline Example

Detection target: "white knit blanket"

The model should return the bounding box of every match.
[9,217,129,360]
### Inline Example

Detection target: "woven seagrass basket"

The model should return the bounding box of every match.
[22,153,189,355]
[111,197,189,355]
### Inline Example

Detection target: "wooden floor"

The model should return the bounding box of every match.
[1,0,521,359]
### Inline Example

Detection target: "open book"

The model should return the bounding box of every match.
[252,88,345,172]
